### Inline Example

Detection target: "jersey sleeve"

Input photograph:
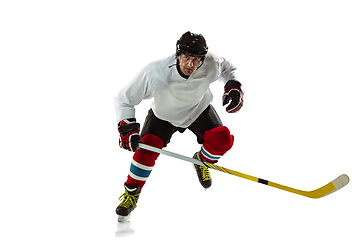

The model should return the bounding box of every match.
[218,57,239,85]
[113,68,155,124]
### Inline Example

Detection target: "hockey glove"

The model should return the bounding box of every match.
[118,118,141,152]
[222,80,244,113]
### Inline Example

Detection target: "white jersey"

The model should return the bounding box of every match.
[114,52,238,128]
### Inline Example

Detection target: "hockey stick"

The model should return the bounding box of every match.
[138,143,350,198]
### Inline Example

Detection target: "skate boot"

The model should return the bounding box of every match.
[193,152,212,189]
[116,183,141,222]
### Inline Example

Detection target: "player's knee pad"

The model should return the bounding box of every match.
[201,126,234,162]
[133,134,164,166]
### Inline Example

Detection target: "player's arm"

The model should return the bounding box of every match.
[114,69,154,151]
[218,57,244,113]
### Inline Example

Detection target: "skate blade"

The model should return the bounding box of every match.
[118,213,131,222]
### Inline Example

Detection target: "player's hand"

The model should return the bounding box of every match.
[222,80,244,113]
[118,118,141,152]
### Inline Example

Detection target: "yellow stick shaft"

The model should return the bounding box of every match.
[138,143,349,198]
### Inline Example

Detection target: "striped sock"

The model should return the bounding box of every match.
[126,159,153,191]
[199,145,222,163]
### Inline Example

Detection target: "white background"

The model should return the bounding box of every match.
[1,0,359,239]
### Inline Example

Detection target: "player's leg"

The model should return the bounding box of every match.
[188,105,234,189]
[116,109,178,221]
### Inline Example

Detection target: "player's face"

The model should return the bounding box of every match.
[177,54,202,76]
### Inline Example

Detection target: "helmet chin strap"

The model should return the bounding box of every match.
[198,58,205,69]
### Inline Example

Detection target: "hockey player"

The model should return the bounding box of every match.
[114,31,244,222]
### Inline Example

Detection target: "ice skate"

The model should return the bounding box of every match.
[193,152,212,189]
[116,183,140,222]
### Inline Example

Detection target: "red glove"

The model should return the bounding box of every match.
[118,118,141,152]
[222,80,244,113]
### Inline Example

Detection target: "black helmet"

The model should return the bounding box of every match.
[176,31,208,59]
